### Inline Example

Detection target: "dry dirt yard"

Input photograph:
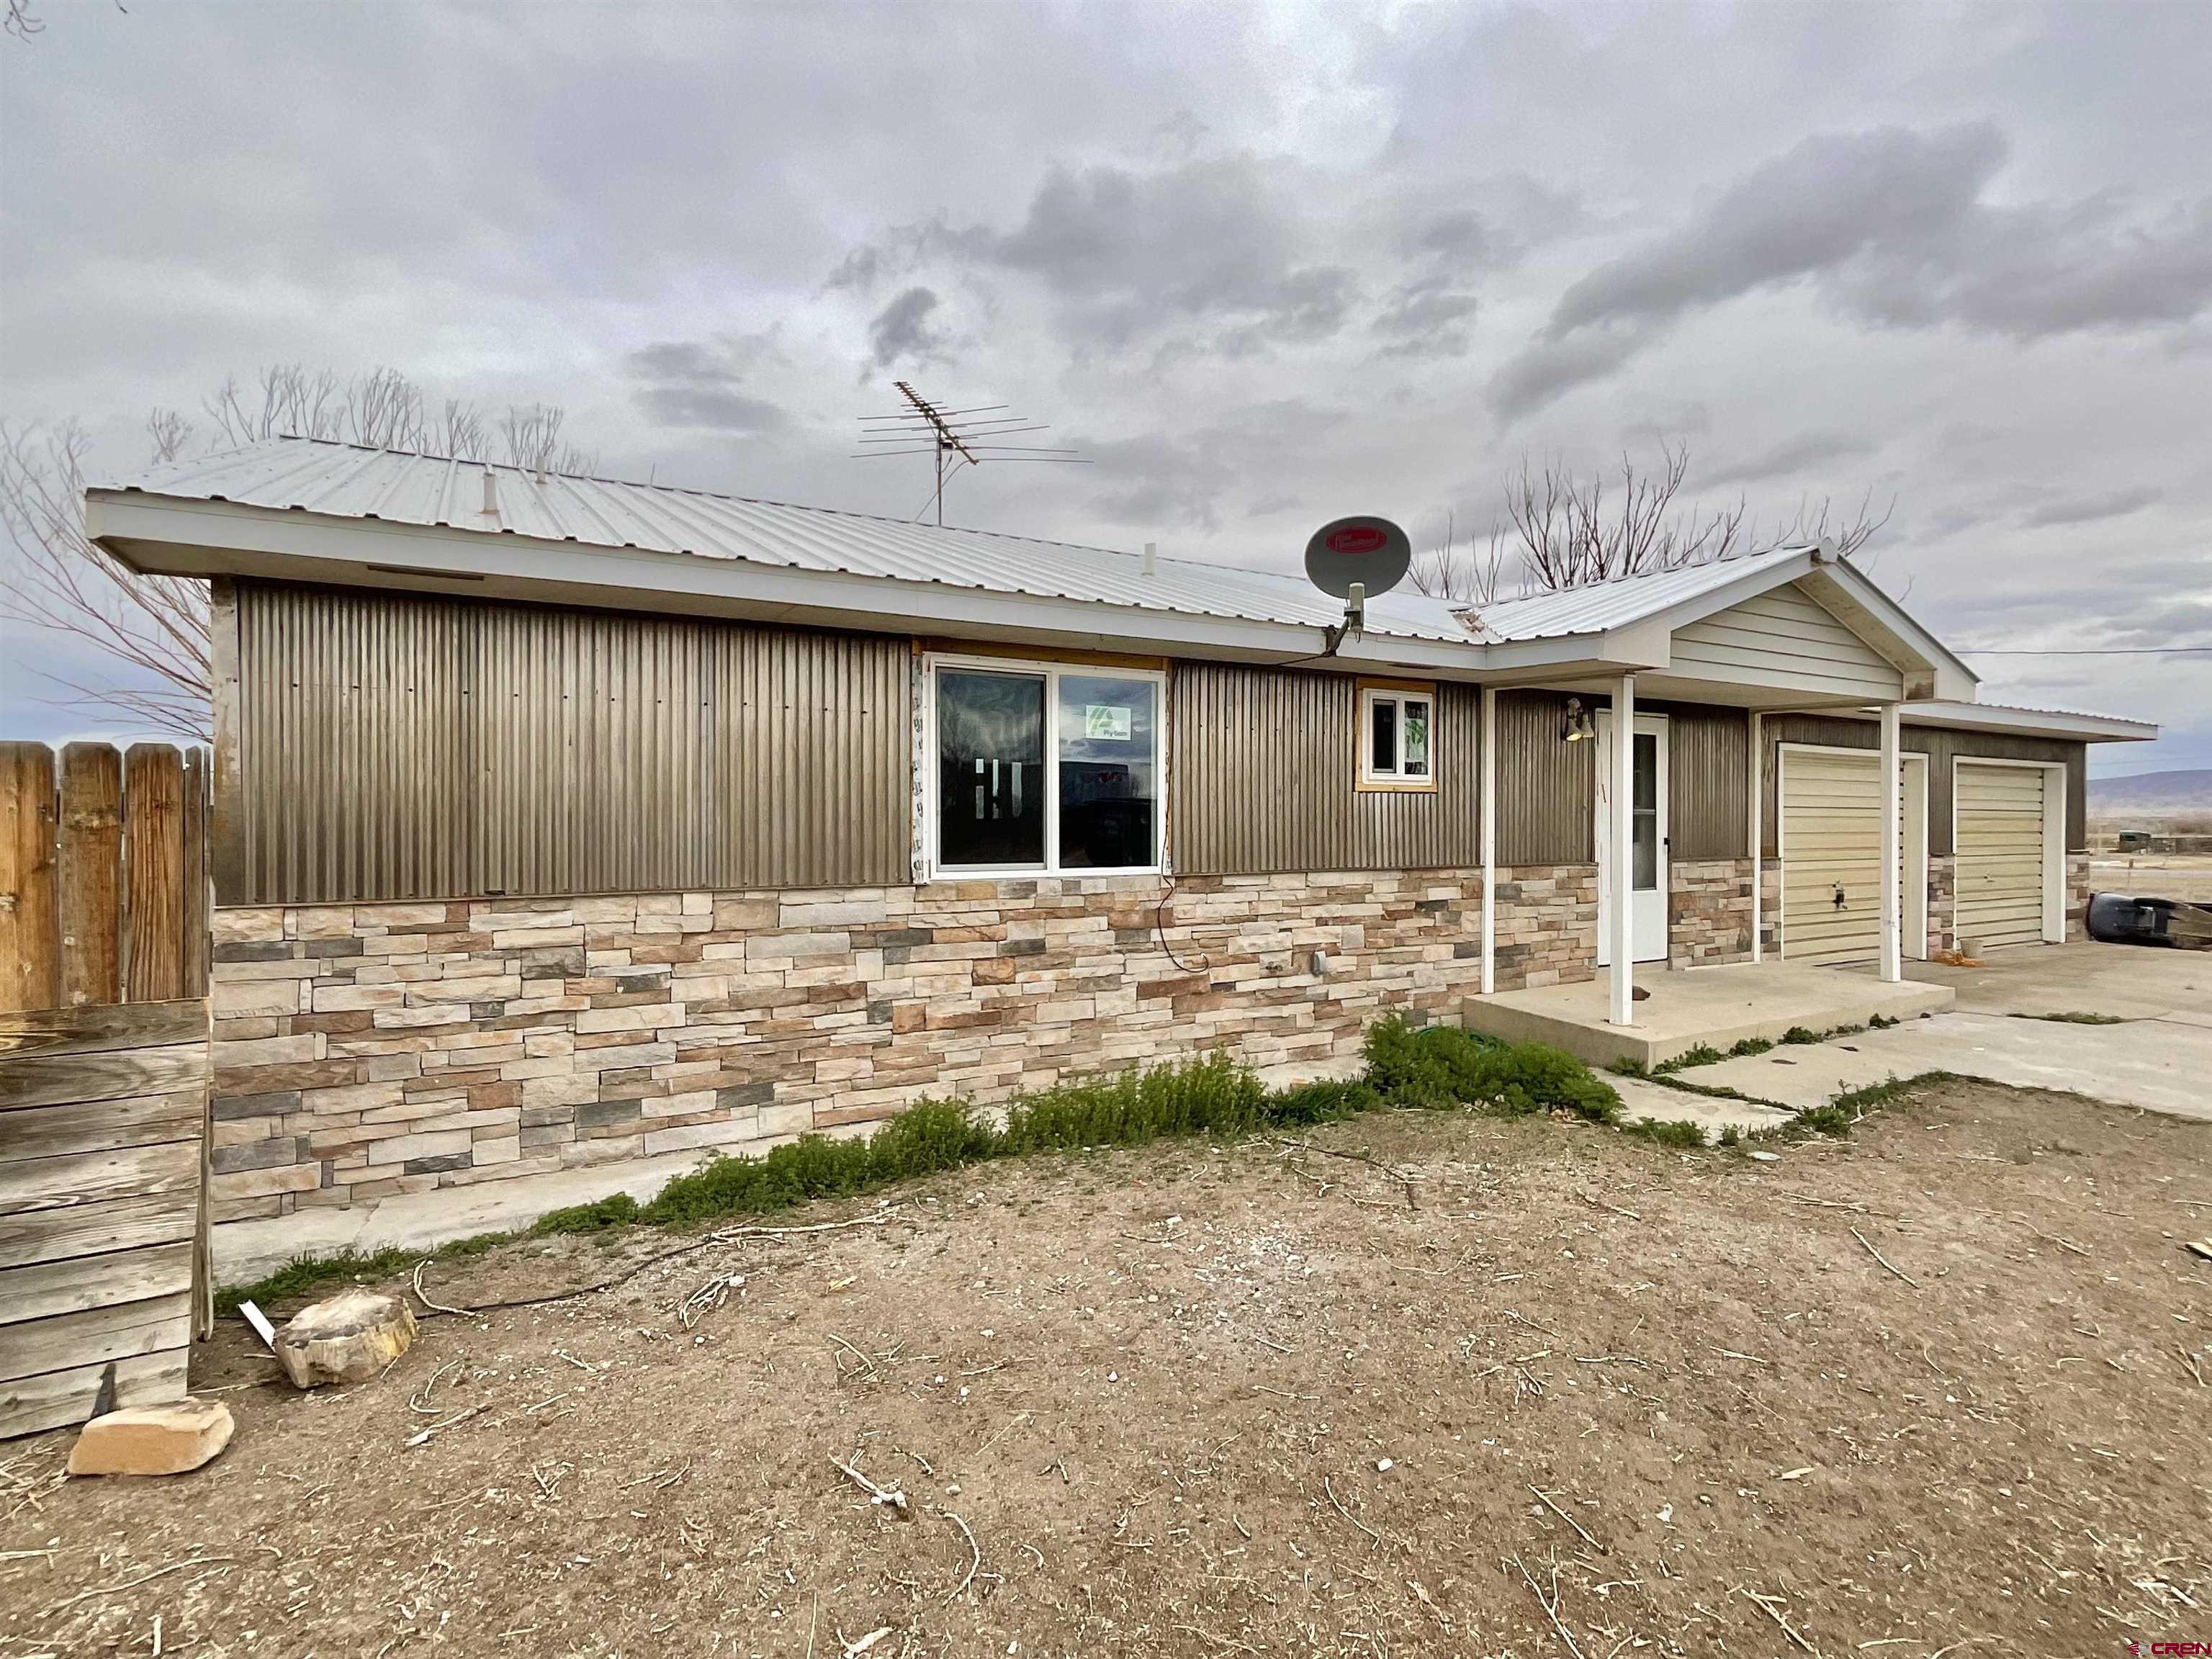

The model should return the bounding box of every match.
[4,1081,2209,1659]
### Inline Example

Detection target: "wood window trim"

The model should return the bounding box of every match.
[1355,680,1441,794]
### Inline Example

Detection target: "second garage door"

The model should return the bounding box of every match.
[1956,762,2051,951]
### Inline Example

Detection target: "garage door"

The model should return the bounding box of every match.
[1780,750,1915,966]
[1956,763,2049,950]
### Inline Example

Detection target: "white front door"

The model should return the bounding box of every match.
[1596,712,1668,966]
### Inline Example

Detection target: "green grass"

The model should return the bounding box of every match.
[1621,1116,1707,1148]
[220,1025,1623,1311]
[214,1232,508,1319]
[1652,1043,1724,1074]
[2011,1010,2125,1025]
[1728,1036,1774,1057]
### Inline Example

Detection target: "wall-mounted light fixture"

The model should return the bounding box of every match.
[1560,696,1595,743]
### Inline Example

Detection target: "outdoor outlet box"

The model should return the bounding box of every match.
[1310,949,1328,976]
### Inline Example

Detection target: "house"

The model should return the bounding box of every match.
[87,438,2156,1223]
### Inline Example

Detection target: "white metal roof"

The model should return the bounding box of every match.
[104,439,1478,645]
[1898,699,2156,742]
[96,439,2026,718]
[1462,547,1815,641]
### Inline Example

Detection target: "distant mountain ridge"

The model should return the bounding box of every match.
[2091,768,2212,811]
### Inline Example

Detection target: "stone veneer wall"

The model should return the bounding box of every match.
[1489,866,1599,990]
[208,863,1599,1222]
[1668,858,1755,967]
[1925,855,1956,955]
[2066,851,2091,943]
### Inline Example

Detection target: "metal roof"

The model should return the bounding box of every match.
[1461,547,1815,642]
[106,438,1479,645]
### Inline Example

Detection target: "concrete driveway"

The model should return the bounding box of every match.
[1666,940,2212,1122]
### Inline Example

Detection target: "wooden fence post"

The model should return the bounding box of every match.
[0,745,60,1015]
[58,743,123,1008]
[123,745,189,1003]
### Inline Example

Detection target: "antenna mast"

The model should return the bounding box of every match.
[853,382,1088,525]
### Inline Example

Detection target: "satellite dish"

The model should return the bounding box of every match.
[1304,515,1411,601]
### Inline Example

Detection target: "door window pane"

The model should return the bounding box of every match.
[1401,698,1430,777]
[1370,697,1398,774]
[938,671,1044,867]
[1631,731,1658,889]
[1056,674,1157,868]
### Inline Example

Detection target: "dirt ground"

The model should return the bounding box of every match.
[4,1081,2209,1659]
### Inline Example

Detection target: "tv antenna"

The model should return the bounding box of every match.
[853,381,1089,526]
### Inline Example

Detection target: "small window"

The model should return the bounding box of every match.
[1361,686,1435,788]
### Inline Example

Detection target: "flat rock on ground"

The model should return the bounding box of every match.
[66,1400,234,1478]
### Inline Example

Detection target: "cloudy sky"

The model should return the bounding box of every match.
[4,0,2208,772]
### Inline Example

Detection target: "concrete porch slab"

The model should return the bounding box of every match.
[1461,960,1954,1069]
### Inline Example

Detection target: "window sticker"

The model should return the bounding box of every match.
[1084,704,1133,742]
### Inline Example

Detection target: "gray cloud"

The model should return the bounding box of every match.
[1496,122,2212,416]
[1699,431,1879,488]
[2019,485,2164,529]
[1372,280,1480,356]
[626,339,786,433]
[867,287,949,369]
[1488,321,1658,419]
[841,153,1364,357]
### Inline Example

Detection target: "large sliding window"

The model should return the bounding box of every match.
[930,657,1163,874]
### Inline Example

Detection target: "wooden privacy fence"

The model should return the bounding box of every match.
[0,742,212,1439]
[0,742,210,1012]
[0,1000,209,1439]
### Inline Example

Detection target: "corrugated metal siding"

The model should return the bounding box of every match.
[1495,691,1593,866]
[1761,715,2085,858]
[1650,701,1748,860]
[233,582,909,902]
[1171,665,1481,874]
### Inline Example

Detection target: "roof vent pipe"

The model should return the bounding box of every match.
[1142,541,1157,577]
[481,469,499,517]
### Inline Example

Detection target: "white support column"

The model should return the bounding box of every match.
[1608,673,1636,1025]
[1479,685,1497,996]
[1879,701,1902,984]
[1748,708,1763,965]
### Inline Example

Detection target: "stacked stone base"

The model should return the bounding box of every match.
[1668,858,1755,967]
[210,864,1599,1222]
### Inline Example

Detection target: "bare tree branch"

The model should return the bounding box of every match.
[500,403,596,477]
[6,367,595,734]
[145,407,194,464]
[1409,508,1508,606]
[4,0,45,40]
[1416,441,1897,603]
[0,420,212,739]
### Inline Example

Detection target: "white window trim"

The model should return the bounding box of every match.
[922,652,1169,879]
[1359,684,1439,790]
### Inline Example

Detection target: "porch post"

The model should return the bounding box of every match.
[1609,673,1635,1025]
[1879,701,1902,983]
[1480,685,1496,996]
[1748,708,1763,965]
